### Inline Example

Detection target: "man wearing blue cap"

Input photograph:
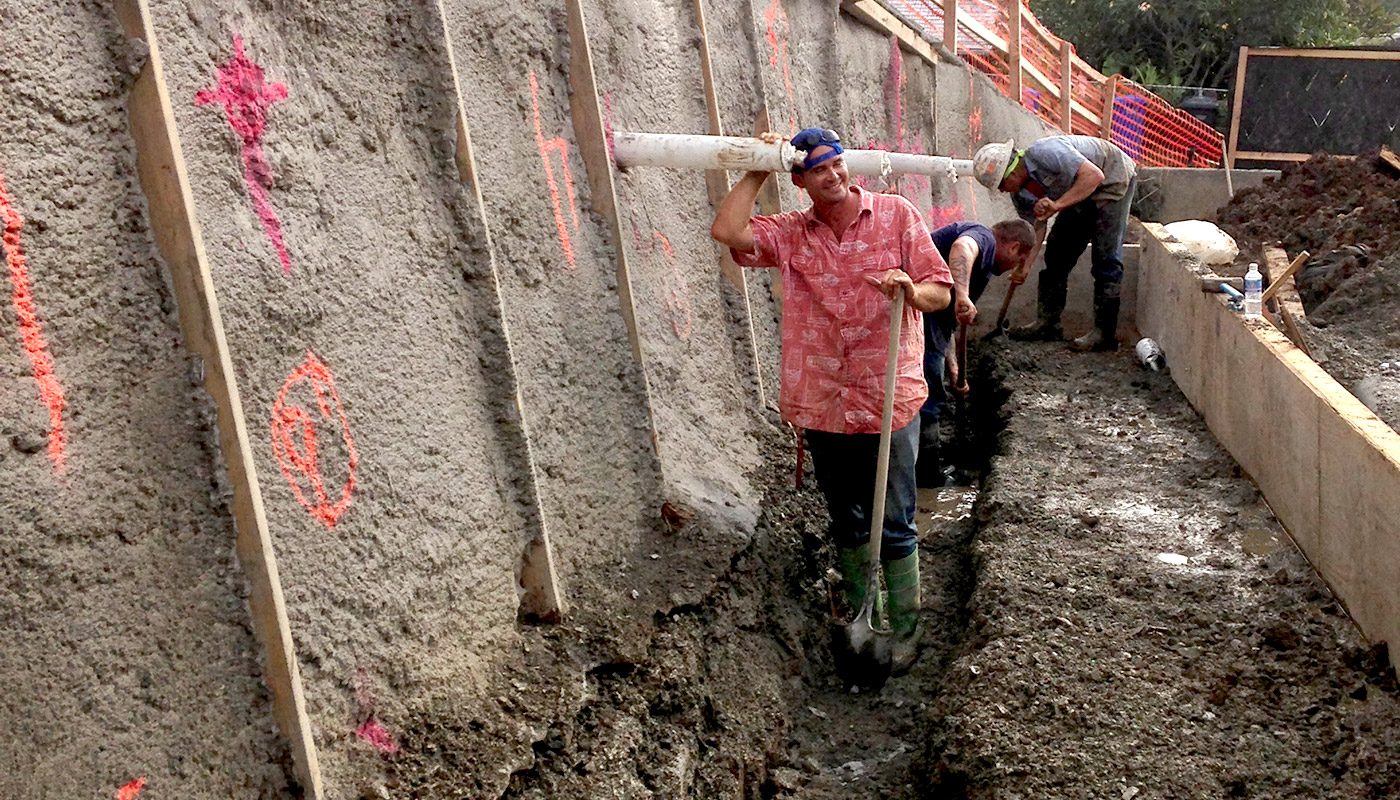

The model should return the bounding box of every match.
[710,127,954,674]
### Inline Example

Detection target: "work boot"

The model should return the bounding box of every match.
[1069,291,1121,352]
[916,416,941,488]
[835,543,870,617]
[1008,273,1066,341]
[884,552,923,676]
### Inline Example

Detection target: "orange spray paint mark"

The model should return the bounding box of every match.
[116,776,146,800]
[271,350,358,528]
[763,0,797,134]
[969,106,983,147]
[1,171,65,471]
[529,71,581,270]
[654,233,691,340]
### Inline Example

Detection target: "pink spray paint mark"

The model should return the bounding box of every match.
[356,718,400,755]
[196,35,292,273]
[115,776,146,800]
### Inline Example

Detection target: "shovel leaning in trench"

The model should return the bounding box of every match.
[981,283,1017,340]
[831,291,904,692]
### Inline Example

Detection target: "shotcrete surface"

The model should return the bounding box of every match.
[0,2,290,796]
[147,0,552,794]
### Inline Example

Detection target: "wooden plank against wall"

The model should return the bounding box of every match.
[1138,226,1400,670]
[1246,47,1400,61]
[943,0,957,54]
[112,0,322,794]
[1007,0,1022,102]
[429,0,564,621]
[1228,46,1249,169]
[693,0,766,405]
[1059,43,1073,131]
[1099,74,1119,138]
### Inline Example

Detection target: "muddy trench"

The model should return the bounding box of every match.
[395,337,1400,800]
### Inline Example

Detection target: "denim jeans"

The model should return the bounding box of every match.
[805,417,920,560]
[1041,176,1137,301]
[921,349,949,423]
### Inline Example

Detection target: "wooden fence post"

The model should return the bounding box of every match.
[942,0,957,54]
[1006,0,1022,103]
[1059,42,1073,131]
[1100,74,1119,139]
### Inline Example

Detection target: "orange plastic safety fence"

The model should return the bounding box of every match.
[1112,78,1224,168]
[873,0,1225,167]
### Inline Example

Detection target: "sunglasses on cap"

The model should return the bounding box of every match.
[790,128,844,172]
[790,128,841,150]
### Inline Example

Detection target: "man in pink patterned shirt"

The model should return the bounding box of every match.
[711,128,953,673]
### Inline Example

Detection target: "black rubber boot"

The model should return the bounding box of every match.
[1070,287,1121,352]
[916,416,941,489]
[1009,273,1067,341]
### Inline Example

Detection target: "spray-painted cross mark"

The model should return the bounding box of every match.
[196,35,292,273]
[271,350,358,528]
[0,171,65,472]
[529,71,581,271]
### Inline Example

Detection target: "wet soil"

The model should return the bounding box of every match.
[394,339,1400,798]
[1218,154,1400,430]
[925,341,1400,798]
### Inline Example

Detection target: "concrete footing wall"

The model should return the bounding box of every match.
[1138,225,1400,670]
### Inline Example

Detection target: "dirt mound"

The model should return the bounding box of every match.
[1218,152,1400,258]
[1218,155,1400,431]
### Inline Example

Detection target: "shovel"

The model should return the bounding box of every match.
[832,291,904,692]
[981,284,1017,340]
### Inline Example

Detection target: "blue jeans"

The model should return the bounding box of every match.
[1041,177,1137,303]
[921,349,949,423]
[805,417,920,560]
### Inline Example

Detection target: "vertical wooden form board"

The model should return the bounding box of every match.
[112,0,321,795]
[694,0,767,407]
[429,0,563,621]
[564,0,664,456]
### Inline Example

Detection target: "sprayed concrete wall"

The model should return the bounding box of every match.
[1,0,1113,795]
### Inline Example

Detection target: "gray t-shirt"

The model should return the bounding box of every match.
[1013,135,1136,221]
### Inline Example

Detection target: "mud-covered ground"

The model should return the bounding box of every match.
[1219,155,1400,431]
[388,338,1400,798]
[927,341,1400,798]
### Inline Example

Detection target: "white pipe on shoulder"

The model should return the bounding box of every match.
[611,132,975,182]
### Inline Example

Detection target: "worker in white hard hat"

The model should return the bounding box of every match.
[972,135,1137,351]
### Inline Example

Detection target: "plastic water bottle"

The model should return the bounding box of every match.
[1134,338,1166,372]
[1243,262,1263,318]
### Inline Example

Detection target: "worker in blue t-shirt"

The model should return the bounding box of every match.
[919,219,1036,487]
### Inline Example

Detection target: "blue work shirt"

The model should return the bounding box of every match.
[1011,135,1137,223]
[925,222,998,355]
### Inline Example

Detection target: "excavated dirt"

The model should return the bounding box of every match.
[926,341,1400,798]
[390,340,1400,798]
[1218,154,1400,431]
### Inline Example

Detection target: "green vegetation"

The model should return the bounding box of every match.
[1029,0,1400,88]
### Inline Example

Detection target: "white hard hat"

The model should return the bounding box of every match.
[973,140,1017,190]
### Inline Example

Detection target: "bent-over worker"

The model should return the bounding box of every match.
[972,135,1137,351]
[919,219,1035,487]
[710,127,953,674]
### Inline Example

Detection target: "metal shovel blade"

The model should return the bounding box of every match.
[832,586,893,692]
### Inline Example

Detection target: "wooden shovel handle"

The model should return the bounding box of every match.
[867,291,904,567]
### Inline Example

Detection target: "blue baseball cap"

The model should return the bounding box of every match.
[790,127,843,172]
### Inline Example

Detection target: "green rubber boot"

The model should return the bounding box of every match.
[835,543,870,617]
[885,552,923,675]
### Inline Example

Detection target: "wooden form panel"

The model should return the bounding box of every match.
[1137,226,1400,667]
